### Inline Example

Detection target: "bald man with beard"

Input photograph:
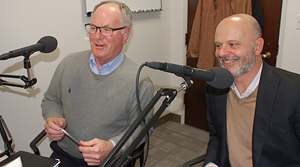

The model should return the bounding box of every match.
[204,14,300,167]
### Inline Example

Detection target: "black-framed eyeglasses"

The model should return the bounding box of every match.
[85,23,126,37]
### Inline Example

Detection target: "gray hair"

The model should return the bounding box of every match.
[92,0,133,28]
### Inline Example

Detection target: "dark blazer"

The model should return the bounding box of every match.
[204,61,300,167]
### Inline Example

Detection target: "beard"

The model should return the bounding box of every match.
[217,45,256,78]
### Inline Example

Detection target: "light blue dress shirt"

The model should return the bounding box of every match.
[89,50,124,75]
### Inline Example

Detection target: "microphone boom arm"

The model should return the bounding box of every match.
[100,80,193,167]
[0,74,37,89]
[0,50,37,89]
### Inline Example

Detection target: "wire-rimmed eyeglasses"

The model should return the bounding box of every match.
[85,23,126,37]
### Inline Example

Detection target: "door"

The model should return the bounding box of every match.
[185,0,282,131]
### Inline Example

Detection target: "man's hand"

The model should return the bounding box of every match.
[44,117,66,141]
[79,138,114,166]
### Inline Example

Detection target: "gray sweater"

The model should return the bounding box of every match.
[42,50,153,159]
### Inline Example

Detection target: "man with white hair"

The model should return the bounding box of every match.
[42,1,153,166]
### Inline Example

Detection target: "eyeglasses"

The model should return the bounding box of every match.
[85,23,126,37]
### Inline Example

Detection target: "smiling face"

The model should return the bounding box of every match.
[89,3,130,67]
[214,15,263,79]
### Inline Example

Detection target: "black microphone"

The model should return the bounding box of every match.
[0,36,58,60]
[146,62,234,89]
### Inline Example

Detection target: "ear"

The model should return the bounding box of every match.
[122,27,131,44]
[254,38,264,56]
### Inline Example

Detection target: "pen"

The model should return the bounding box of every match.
[59,127,81,146]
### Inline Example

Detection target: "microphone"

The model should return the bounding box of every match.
[146,62,234,89]
[0,36,58,60]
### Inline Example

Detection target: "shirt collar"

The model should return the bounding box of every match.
[89,50,124,75]
[231,63,263,99]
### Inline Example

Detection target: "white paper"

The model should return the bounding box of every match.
[3,156,23,167]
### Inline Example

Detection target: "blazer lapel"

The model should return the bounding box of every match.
[210,86,230,166]
[252,62,280,166]
[218,92,231,166]
[209,86,229,135]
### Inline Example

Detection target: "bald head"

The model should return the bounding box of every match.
[217,14,262,40]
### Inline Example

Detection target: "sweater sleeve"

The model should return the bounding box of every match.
[41,58,66,120]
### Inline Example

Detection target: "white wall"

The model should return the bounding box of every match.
[0,0,187,156]
[277,0,300,74]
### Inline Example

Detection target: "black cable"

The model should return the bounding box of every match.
[135,63,150,167]
[135,63,146,115]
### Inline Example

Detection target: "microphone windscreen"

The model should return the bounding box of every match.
[37,36,58,53]
[206,67,234,89]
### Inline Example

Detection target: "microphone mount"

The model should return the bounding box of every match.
[100,80,193,167]
[0,49,37,89]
